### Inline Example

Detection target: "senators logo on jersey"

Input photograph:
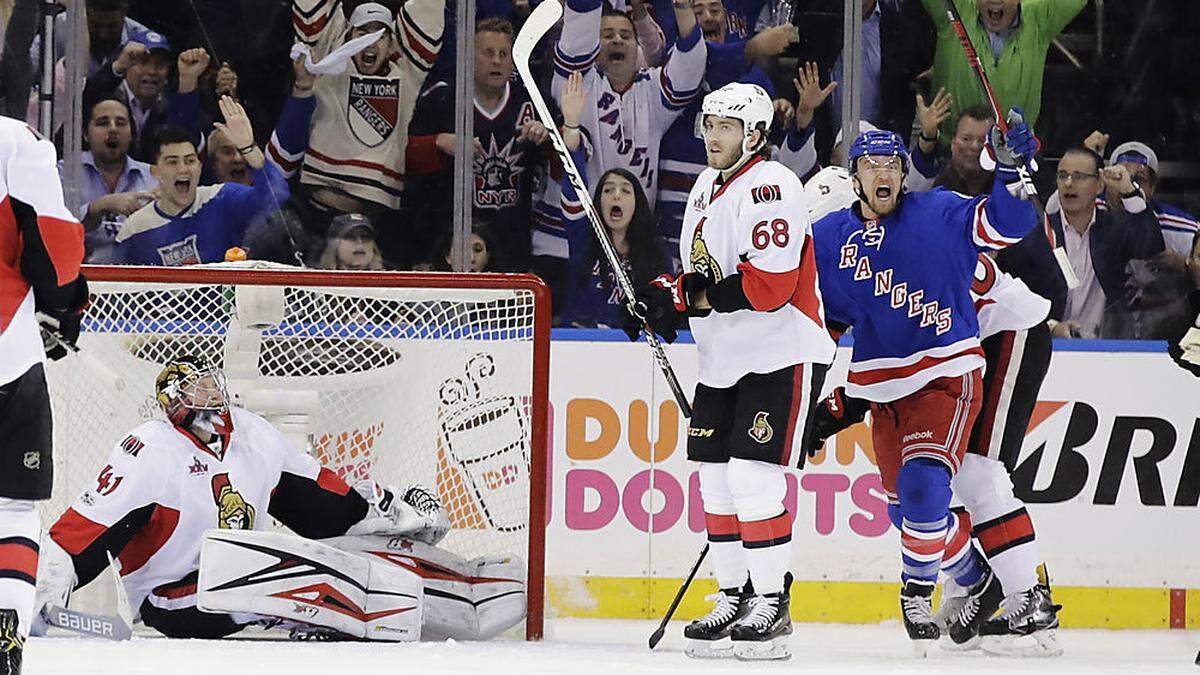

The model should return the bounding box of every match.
[750,184,781,204]
[748,411,774,444]
[212,473,255,530]
[689,217,723,282]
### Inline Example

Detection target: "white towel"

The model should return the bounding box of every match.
[290,29,385,76]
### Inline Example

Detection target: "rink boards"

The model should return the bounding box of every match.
[543,333,1200,629]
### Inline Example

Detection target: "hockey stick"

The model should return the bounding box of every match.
[647,543,708,649]
[939,0,1081,290]
[42,604,132,641]
[513,1,693,417]
[40,320,128,392]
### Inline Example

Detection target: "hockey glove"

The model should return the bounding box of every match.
[35,274,89,361]
[806,386,871,456]
[1168,290,1200,377]
[634,273,710,343]
[983,107,1040,180]
[621,299,649,342]
[348,481,450,545]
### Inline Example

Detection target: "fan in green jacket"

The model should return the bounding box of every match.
[921,0,1086,138]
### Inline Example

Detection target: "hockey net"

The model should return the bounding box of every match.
[40,263,550,639]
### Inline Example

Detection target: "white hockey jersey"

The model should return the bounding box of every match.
[683,156,836,387]
[292,0,444,209]
[49,407,351,615]
[972,252,1050,338]
[0,117,83,386]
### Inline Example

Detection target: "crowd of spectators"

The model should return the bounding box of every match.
[9,0,1199,338]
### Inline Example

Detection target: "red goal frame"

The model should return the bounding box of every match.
[81,265,551,640]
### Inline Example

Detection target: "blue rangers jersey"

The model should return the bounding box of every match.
[812,177,1037,402]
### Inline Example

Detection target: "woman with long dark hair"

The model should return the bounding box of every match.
[558,72,667,327]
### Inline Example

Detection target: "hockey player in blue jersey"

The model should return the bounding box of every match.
[809,118,1039,655]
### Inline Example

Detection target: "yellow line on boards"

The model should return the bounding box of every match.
[546,576,1193,629]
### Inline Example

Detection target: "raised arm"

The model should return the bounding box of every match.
[555,0,603,80]
[265,57,318,179]
[967,109,1040,251]
[656,0,706,113]
[396,0,446,74]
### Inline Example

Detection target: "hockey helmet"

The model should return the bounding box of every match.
[701,82,774,156]
[804,165,857,223]
[848,130,909,176]
[155,355,231,432]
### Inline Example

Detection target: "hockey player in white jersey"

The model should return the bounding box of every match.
[634,82,835,660]
[33,355,525,641]
[0,117,86,675]
[803,166,1063,657]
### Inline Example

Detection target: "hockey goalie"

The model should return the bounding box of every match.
[32,355,526,641]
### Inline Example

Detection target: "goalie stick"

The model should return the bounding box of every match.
[940,0,1081,289]
[42,605,132,641]
[513,0,692,417]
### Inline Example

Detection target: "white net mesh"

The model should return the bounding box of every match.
[41,265,543,629]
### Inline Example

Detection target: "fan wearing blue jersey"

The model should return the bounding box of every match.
[114,97,288,266]
[808,118,1039,655]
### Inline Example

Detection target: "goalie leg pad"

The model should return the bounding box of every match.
[197,529,422,641]
[326,534,526,641]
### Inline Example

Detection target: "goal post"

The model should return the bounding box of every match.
[42,263,551,640]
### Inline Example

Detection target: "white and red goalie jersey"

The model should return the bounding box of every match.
[682,155,837,388]
[48,406,365,617]
[290,0,445,209]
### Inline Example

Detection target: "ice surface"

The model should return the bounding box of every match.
[25,619,1199,674]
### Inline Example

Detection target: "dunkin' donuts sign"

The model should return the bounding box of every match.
[544,340,1200,587]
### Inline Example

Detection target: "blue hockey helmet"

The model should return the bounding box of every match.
[848,130,909,175]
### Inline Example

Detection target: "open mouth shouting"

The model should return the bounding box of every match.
[874,184,894,204]
[172,175,193,200]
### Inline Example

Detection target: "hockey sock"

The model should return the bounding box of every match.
[940,509,987,588]
[0,498,40,639]
[898,459,958,585]
[727,458,790,595]
[698,462,748,590]
[972,507,1039,594]
[952,454,1040,594]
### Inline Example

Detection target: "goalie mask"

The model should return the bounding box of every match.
[701,82,773,170]
[155,355,233,436]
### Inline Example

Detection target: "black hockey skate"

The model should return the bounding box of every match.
[730,573,793,661]
[0,609,23,675]
[900,581,939,657]
[945,567,1004,647]
[980,583,1063,657]
[683,581,753,658]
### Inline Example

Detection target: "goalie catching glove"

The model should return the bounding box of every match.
[348,481,451,545]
